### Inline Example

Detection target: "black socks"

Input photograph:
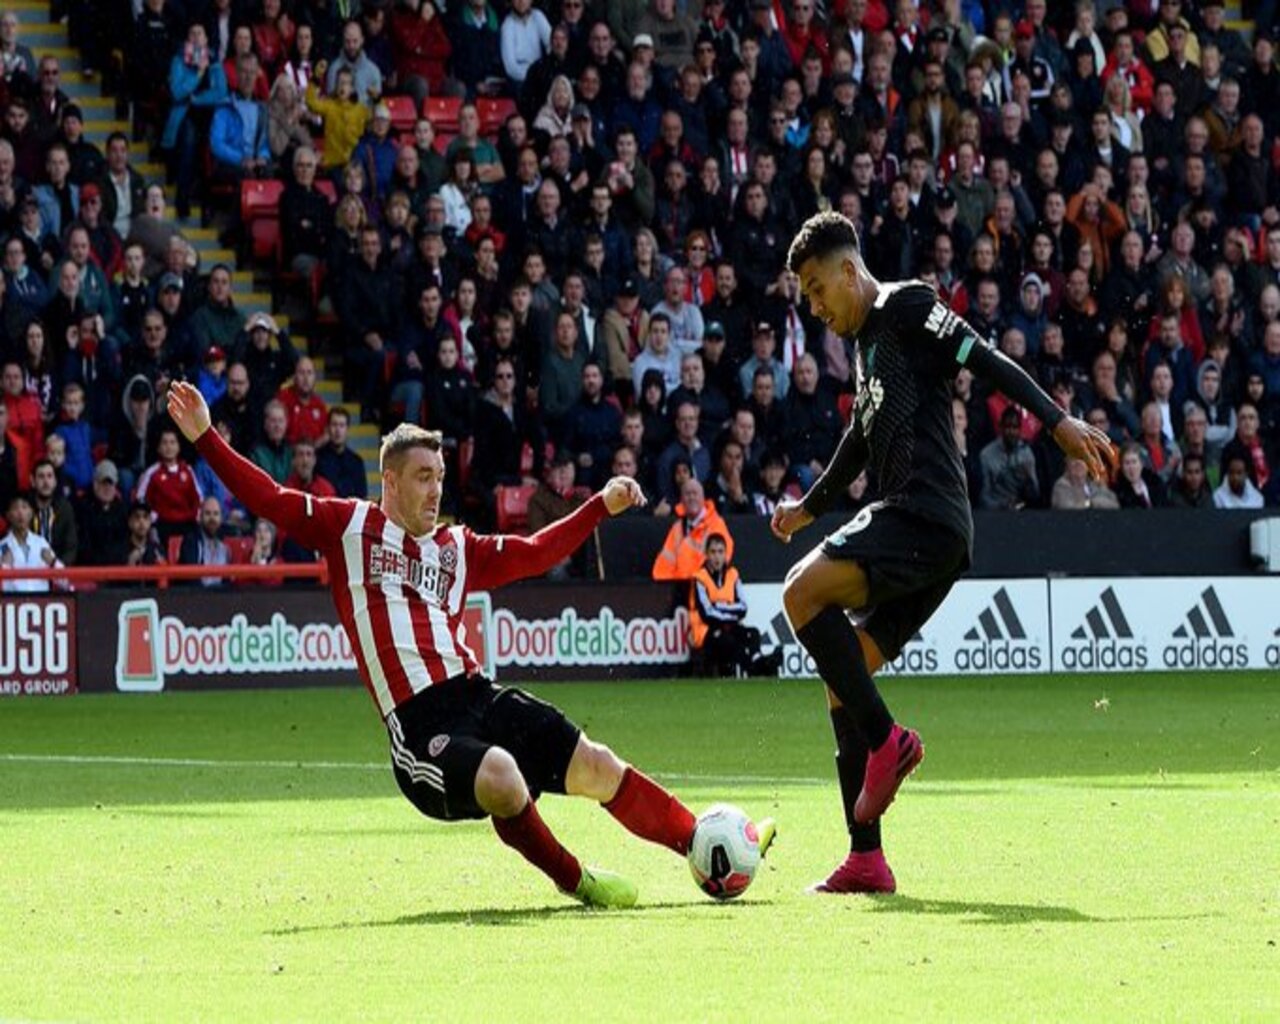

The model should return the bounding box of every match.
[831,705,881,853]
[796,605,894,750]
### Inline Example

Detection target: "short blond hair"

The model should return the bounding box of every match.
[379,423,443,473]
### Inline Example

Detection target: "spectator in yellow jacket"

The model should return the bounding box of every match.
[306,63,370,170]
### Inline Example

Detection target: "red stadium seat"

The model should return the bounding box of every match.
[225,537,254,564]
[433,131,455,155]
[422,95,462,134]
[241,178,284,225]
[385,95,417,136]
[167,535,183,564]
[477,97,516,138]
[495,484,537,533]
[315,180,338,203]
[251,217,281,264]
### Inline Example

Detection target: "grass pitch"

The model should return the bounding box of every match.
[1,673,1277,1023]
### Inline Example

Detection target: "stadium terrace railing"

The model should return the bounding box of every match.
[0,563,329,588]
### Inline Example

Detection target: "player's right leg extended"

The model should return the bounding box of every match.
[477,747,637,909]
[782,551,924,829]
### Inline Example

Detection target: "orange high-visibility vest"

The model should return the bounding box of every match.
[688,564,743,649]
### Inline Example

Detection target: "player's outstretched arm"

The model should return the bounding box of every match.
[470,476,646,589]
[963,342,1117,480]
[772,421,867,543]
[167,381,343,547]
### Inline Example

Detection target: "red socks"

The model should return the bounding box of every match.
[604,767,697,855]
[492,800,582,893]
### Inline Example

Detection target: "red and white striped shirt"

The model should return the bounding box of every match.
[196,430,608,718]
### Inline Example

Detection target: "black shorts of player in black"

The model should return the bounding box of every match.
[388,675,582,822]
[776,213,1114,892]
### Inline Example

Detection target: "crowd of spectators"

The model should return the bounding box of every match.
[3,0,1280,589]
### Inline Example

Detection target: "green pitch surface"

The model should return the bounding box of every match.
[1,674,1278,1022]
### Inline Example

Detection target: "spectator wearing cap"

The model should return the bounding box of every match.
[197,344,229,408]
[190,265,246,361]
[75,459,126,566]
[1003,19,1054,110]
[1200,1,1250,80]
[1152,21,1203,124]
[738,321,788,402]
[1145,0,1201,67]
[211,53,271,182]
[110,500,166,570]
[58,105,104,188]
[233,311,299,415]
[352,102,398,197]
[601,276,649,397]
[162,24,229,221]
[500,0,551,90]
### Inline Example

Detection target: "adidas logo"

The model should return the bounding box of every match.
[1266,624,1280,669]
[955,588,1042,671]
[963,587,1026,642]
[1061,588,1148,670]
[1162,587,1248,669]
[882,631,938,674]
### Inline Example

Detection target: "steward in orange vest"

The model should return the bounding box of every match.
[651,479,733,581]
[687,534,782,677]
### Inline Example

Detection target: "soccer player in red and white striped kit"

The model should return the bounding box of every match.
[168,381,771,907]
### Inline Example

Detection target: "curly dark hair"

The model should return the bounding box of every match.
[786,211,861,274]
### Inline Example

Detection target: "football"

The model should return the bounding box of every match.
[687,803,761,900]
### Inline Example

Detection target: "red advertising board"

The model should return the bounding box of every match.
[0,596,77,696]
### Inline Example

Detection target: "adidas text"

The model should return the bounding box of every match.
[954,642,1043,672]
[1059,640,1149,671]
[1161,639,1249,669]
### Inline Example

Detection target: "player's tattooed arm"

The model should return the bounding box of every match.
[802,420,869,518]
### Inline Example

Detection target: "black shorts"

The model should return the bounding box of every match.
[385,675,582,822]
[820,501,970,661]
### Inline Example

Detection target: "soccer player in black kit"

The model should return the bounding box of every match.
[772,213,1115,894]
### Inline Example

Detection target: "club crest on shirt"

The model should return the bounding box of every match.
[439,543,458,574]
[428,734,450,757]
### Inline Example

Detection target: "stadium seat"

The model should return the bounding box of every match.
[433,131,455,155]
[167,535,183,564]
[422,95,462,134]
[225,537,254,564]
[495,484,537,533]
[315,180,338,203]
[241,179,284,227]
[386,95,417,136]
[477,97,516,138]
[252,217,282,265]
